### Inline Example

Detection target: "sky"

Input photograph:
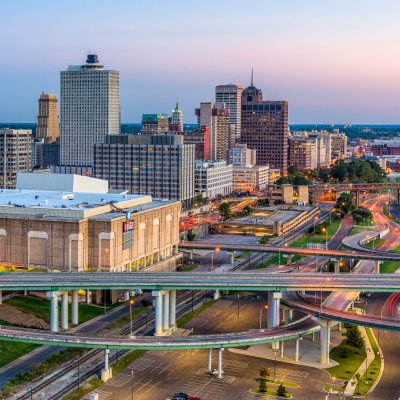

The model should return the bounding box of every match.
[1,0,400,124]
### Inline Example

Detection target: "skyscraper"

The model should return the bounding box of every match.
[195,102,229,161]
[215,84,244,142]
[169,101,184,132]
[141,114,169,135]
[240,77,288,173]
[60,54,120,167]
[36,93,59,142]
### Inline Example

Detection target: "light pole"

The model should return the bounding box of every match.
[321,227,328,250]
[313,216,318,235]
[129,299,135,337]
[259,304,268,331]
[131,369,134,400]
[103,248,109,314]
[237,293,240,318]
[273,349,278,382]
[210,247,220,271]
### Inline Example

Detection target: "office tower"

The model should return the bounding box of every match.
[215,84,244,142]
[307,131,332,167]
[141,114,169,135]
[195,160,233,199]
[0,129,32,188]
[195,102,229,161]
[331,131,348,161]
[169,102,184,132]
[60,54,120,167]
[289,136,315,170]
[240,77,288,173]
[183,126,210,160]
[228,143,257,167]
[36,93,60,142]
[94,135,195,205]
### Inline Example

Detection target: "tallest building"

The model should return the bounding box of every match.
[60,54,120,167]
[240,76,288,173]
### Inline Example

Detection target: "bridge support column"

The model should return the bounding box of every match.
[373,260,380,274]
[0,290,2,305]
[24,290,28,296]
[61,291,69,330]
[47,291,59,333]
[101,349,112,382]
[189,250,194,261]
[86,290,90,304]
[152,290,163,336]
[71,290,79,325]
[162,290,170,331]
[213,290,220,300]
[217,348,224,379]
[208,349,212,374]
[284,308,293,324]
[280,341,284,358]
[229,251,235,265]
[295,338,302,362]
[318,319,334,364]
[268,291,282,350]
[334,260,340,274]
[169,289,177,330]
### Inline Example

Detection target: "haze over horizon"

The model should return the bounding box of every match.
[1,0,400,124]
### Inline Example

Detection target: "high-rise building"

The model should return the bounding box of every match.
[37,93,60,142]
[289,136,315,170]
[195,102,229,161]
[307,131,332,167]
[240,78,288,173]
[169,102,184,132]
[331,132,348,162]
[60,54,120,168]
[94,134,195,204]
[0,129,32,188]
[183,126,210,160]
[215,84,244,142]
[228,143,257,167]
[141,114,169,135]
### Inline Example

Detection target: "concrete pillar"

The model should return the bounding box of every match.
[318,319,333,364]
[334,260,340,274]
[269,292,282,350]
[152,290,163,336]
[169,290,176,328]
[0,290,2,305]
[189,250,194,261]
[311,332,315,341]
[24,290,28,297]
[349,259,354,271]
[213,290,220,300]
[217,348,224,379]
[61,292,69,330]
[373,260,380,274]
[208,349,212,374]
[101,349,112,382]
[284,309,293,324]
[71,290,78,325]
[86,290,90,304]
[337,322,342,331]
[163,290,170,331]
[267,292,274,328]
[229,251,235,265]
[280,341,284,358]
[48,291,59,333]
[295,338,301,362]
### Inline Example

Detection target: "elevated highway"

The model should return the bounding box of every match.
[1,272,400,292]
[179,242,400,261]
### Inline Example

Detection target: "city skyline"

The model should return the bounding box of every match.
[1,0,400,123]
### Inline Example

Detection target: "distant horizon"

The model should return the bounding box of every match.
[1,1,400,124]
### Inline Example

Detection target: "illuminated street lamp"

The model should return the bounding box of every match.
[321,227,328,249]
[211,247,220,271]
[129,299,135,337]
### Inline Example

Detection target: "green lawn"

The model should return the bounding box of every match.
[5,296,104,324]
[290,219,341,248]
[363,238,385,249]
[380,261,400,273]
[177,300,216,328]
[179,264,199,272]
[108,307,148,329]
[0,338,38,368]
[326,338,366,381]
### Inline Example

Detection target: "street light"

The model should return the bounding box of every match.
[210,247,220,271]
[131,369,135,400]
[129,299,135,337]
[259,304,268,331]
[321,227,328,249]
[237,293,240,318]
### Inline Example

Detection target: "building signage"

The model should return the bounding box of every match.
[123,221,135,232]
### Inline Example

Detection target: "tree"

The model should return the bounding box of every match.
[276,384,288,397]
[260,367,270,379]
[351,207,373,224]
[336,192,354,214]
[345,325,365,351]
[243,205,253,216]
[259,377,267,393]
[218,202,231,221]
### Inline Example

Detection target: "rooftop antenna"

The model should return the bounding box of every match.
[251,67,254,85]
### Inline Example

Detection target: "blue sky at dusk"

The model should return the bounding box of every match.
[1,0,400,123]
